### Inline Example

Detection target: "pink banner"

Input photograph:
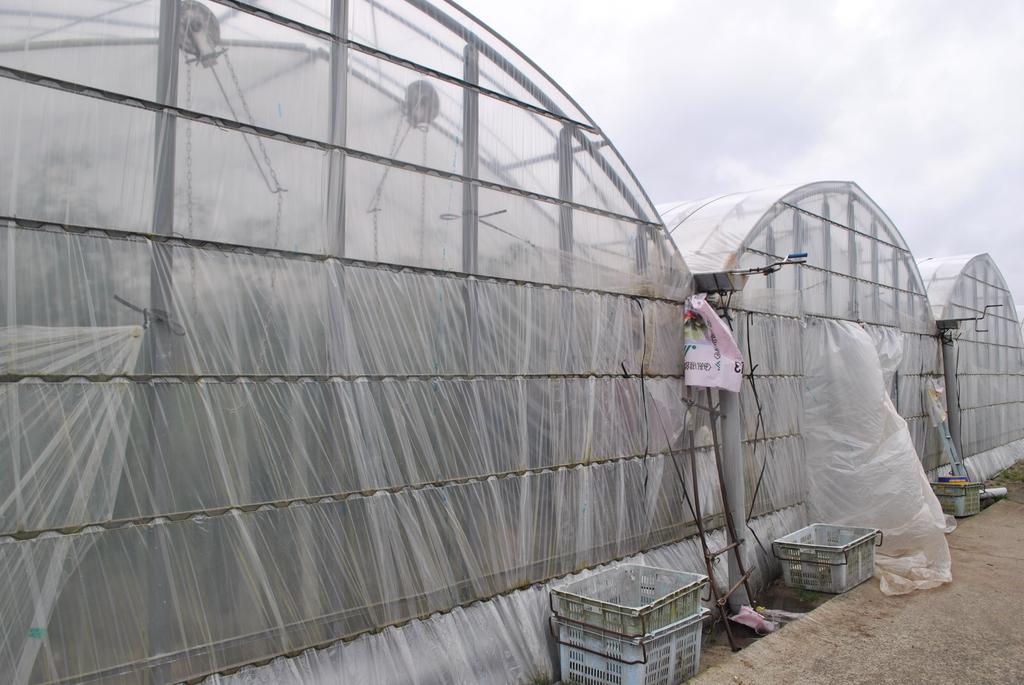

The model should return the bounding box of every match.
[683,294,744,392]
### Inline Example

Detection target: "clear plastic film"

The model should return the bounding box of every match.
[803,318,951,595]
[205,505,807,685]
[2,452,717,684]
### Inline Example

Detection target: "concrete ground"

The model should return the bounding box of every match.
[694,498,1024,685]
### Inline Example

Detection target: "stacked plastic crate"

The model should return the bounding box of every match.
[550,564,710,685]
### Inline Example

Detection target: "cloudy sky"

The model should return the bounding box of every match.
[461,0,1024,303]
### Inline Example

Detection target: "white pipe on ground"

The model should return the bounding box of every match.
[981,487,1007,499]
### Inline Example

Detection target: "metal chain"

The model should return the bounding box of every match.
[221,51,285,245]
[368,120,411,261]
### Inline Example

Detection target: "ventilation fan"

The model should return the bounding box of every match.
[179,0,223,67]
[404,80,440,129]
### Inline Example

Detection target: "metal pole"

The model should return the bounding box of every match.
[148,1,180,681]
[940,333,964,460]
[717,385,750,609]
[461,44,479,275]
[462,43,480,369]
[557,124,574,285]
[327,0,348,256]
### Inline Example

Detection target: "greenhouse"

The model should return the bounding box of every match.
[660,181,946,471]
[918,254,1024,479]
[658,181,961,608]
[0,1,739,683]
[0,2,1020,685]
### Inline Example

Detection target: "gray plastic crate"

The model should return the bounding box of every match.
[772,524,881,594]
[553,609,710,685]
[930,481,981,517]
[551,564,708,637]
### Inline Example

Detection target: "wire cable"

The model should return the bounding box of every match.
[636,296,699,524]
[741,311,773,558]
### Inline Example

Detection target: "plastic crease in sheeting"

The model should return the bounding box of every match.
[1,325,145,375]
[802,318,952,595]
[205,505,807,685]
[1,324,145,684]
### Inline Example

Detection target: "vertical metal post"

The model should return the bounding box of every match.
[822,202,833,317]
[941,333,964,460]
[327,0,348,257]
[148,0,180,680]
[326,1,348,376]
[461,43,480,370]
[718,380,749,609]
[870,220,880,319]
[311,0,349,626]
[153,1,179,244]
[846,196,857,319]
[557,124,574,286]
[893,252,902,329]
[462,45,479,274]
[792,209,803,293]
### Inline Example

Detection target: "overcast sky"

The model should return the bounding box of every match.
[461,0,1024,303]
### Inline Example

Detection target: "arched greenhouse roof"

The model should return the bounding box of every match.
[918,253,1023,345]
[0,0,687,298]
[659,181,932,332]
[917,253,1024,473]
[660,181,914,275]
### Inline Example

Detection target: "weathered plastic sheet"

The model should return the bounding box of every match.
[205,506,807,685]
[803,318,951,595]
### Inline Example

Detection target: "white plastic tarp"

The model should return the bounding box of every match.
[803,319,952,595]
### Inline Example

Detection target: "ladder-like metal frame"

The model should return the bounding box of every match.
[936,417,969,479]
[684,387,756,651]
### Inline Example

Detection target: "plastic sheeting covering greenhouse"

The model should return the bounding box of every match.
[661,181,954,595]
[0,1,820,684]
[0,1,997,683]
[918,254,1024,479]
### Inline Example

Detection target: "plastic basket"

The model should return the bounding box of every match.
[772,524,881,594]
[551,564,708,637]
[553,609,709,685]
[930,482,981,517]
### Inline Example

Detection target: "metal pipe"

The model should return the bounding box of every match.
[327,0,348,256]
[940,334,964,461]
[462,43,480,370]
[718,386,750,610]
[146,2,181,682]
[981,487,1007,499]
[557,124,574,285]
